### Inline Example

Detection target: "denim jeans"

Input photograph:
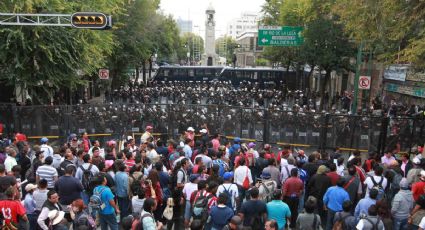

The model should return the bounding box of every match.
[326,209,336,230]
[393,217,408,230]
[27,213,38,230]
[117,196,130,220]
[99,213,119,230]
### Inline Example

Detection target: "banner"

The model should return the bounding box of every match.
[384,65,409,81]
[406,70,425,83]
[386,83,425,98]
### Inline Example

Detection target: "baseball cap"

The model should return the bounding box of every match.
[146,125,153,130]
[25,184,37,192]
[127,136,134,141]
[223,172,234,180]
[41,137,48,143]
[187,127,195,132]
[199,129,207,134]
[189,174,200,183]
[248,142,256,148]
[261,171,271,179]
[234,137,241,142]
[298,150,305,155]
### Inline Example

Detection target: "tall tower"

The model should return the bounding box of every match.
[204,3,218,66]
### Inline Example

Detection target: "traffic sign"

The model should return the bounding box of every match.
[71,12,108,29]
[258,26,304,47]
[358,76,371,90]
[98,69,109,80]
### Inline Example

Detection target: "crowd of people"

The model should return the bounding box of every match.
[0,125,424,230]
[103,81,423,117]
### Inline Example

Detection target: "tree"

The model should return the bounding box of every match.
[0,0,125,104]
[215,36,237,64]
[333,0,425,68]
[177,32,204,65]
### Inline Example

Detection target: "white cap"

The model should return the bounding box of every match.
[421,170,425,178]
[127,136,133,141]
[199,129,208,134]
[25,184,37,192]
[187,127,195,132]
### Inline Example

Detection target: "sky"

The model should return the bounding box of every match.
[159,0,265,38]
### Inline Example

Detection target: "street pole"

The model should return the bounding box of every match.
[352,41,364,115]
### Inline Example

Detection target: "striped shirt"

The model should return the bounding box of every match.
[36,165,58,188]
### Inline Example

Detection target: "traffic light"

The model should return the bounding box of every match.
[71,12,109,29]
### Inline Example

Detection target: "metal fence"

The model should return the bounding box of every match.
[1,103,424,154]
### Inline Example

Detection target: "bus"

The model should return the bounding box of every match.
[152,66,222,82]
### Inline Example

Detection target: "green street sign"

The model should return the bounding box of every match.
[258,26,304,46]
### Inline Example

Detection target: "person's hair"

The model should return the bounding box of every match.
[350,157,361,166]
[329,163,337,172]
[38,179,48,189]
[216,151,222,159]
[116,152,124,160]
[11,165,20,173]
[4,186,15,198]
[154,162,163,171]
[147,169,160,186]
[238,157,246,166]
[137,188,145,199]
[143,197,156,213]
[268,158,276,166]
[337,157,344,166]
[290,168,298,177]
[181,158,188,167]
[336,178,345,187]
[184,138,192,144]
[348,166,356,176]
[44,156,53,165]
[342,200,352,212]
[250,187,259,198]
[272,189,282,200]
[117,161,126,172]
[367,204,378,216]
[259,150,265,158]
[198,180,207,190]
[207,181,219,193]
[0,164,5,174]
[157,139,163,147]
[197,165,205,174]
[125,151,132,160]
[374,165,383,176]
[308,154,316,163]
[47,190,57,199]
[304,200,316,213]
[267,220,278,229]
[353,150,361,157]
[376,200,391,218]
[65,165,75,175]
[217,192,228,205]
[82,154,90,163]
[92,147,99,153]
[95,174,107,186]
[72,199,86,212]
[195,157,203,165]
[369,188,379,199]
[77,149,84,157]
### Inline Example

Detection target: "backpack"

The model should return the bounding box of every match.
[332,213,351,230]
[89,186,106,213]
[213,160,226,177]
[74,211,96,230]
[249,214,263,230]
[80,164,94,193]
[387,169,402,192]
[221,184,234,209]
[130,174,143,196]
[258,180,275,203]
[136,213,154,230]
[192,191,213,223]
[370,176,385,200]
[364,217,380,230]
[246,151,255,167]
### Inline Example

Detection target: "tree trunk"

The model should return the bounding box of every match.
[319,69,331,111]
[134,67,140,84]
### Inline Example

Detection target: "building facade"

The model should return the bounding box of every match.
[176,18,193,36]
[226,12,259,39]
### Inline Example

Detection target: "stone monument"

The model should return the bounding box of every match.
[203,3,219,66]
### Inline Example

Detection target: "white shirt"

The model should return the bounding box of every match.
[4,156,17,172]
[216,183,239,210]
[40,144,54,159]
[337,165,345,176]
[364,175,388,197]
[280,164,296,183]
[234,166,253,186]
[183,182,198,200]
[131,197,145,214]
[147,149,159,162]
[419,216,425,228]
